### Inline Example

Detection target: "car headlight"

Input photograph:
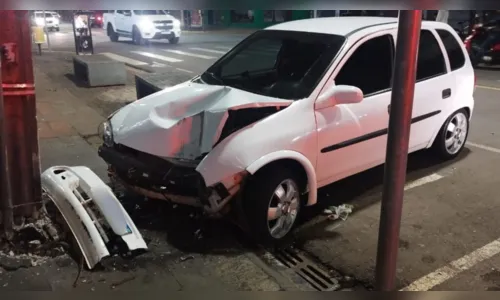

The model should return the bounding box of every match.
[137,20,155,33]
[35,18,44,26]
[98,121,114,147]
[173,19,181,28]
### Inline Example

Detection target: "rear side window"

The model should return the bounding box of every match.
[436,29,466,71]
[417,30,447,81]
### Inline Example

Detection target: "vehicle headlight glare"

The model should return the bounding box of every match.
[173,19,181,27]
[138,21,155,32]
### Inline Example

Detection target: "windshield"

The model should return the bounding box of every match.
[133,10,167,15]
[200,30,346,100]
[35,13,54,18]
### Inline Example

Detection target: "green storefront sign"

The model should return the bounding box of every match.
[201,10,313,29]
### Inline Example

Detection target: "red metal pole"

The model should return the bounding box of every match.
[374,10,422,291]
[0,53,14,234]
[0,10,41,226]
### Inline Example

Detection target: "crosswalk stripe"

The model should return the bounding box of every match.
[163,49,216,60]
[190,47,226,54]
[101,52,149,66]
[214,46,231,50]
[132,51,183,63]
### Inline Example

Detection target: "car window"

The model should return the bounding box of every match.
[133,10,167,15]
[436,29,466,71]
[417,30,447,81]
[335,34,394,96]
[202,30,346,100]
[220,38,282,77]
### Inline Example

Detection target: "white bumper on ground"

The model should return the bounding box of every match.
[41,165,148,269]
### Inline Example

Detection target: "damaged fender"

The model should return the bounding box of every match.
[41,166,147,269]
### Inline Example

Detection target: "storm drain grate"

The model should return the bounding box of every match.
[273,248,340,291]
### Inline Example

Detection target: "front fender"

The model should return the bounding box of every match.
[246,150,318,206]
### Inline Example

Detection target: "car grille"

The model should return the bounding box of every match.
[153,20,173,30]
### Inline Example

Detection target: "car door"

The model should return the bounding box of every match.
[115,10,129,32]
[315,31,396,187]
[408,29,451,150]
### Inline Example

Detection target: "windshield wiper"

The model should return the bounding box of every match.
[202,71,224,85]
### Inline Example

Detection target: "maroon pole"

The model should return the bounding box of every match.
[374,10,422,291]
[0,10,41,227]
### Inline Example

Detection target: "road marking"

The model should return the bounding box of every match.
[163,49,216,60]
[401,239,500,291]
[131,51,183,63]
[176,68,194,73]
[476,85,500,91]
[404,173,443,191]
[466,142,500,154]
[190,47,226,54]
[214,46,231,50]
[101,52,149,66]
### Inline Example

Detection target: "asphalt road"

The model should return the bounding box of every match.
[37,24,500,291]
[39,23,248,75]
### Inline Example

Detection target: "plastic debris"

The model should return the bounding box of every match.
[323,204,354,221]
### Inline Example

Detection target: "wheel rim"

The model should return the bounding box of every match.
[444,112,468,155]
[267,179,300,239]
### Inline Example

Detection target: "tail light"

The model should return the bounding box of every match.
[492,43,500,51]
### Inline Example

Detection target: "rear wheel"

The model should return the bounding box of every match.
[243,166,303,247]
[107,24,119,42]
[431,109,469,160]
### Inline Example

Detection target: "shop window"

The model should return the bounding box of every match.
[231,10,254,23]
[263,10,288,23]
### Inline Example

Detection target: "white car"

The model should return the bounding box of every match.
[103,10,181,45]
[98,17,475,245]
[33,11,60,31]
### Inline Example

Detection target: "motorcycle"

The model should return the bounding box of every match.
[464,25,500,67]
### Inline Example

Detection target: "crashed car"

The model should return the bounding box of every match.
[98,17,475,245]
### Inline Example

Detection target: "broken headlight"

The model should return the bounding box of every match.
[98,121,113,147]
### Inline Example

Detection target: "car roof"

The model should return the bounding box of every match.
[265,16,449,36]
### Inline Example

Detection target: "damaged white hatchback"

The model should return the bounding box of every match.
[98,17,475,245]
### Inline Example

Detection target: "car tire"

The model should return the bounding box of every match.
[132,27,143,45]
[243,166,303,247]
[431,109,469,160]
[107,24,119,42]
[168,37,179,44]
[55,27,60,32]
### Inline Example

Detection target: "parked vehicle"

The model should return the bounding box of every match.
[465,25,500,67]
[97,17,475,246]
[32,11,60,31]
[90,11,104,28]
[103,10,181,45]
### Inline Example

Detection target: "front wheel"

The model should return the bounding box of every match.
[243,167,303,247]
[431,109,469,160]
[168,36,179,44]
[107,24,119,42]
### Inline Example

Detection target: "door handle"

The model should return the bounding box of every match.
[442,88,451,99]
[388,104,391,114]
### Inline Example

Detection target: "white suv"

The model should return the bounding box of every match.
[98,17,475,245]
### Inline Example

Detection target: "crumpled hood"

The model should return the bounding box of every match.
[110,81,293,160]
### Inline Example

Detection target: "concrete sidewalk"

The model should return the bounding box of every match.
[0,56,284,291]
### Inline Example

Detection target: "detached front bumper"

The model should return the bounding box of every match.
[98,144,240,214]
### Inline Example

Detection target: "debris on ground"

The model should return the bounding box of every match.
[323,204,354,221]
[180,255,194,262]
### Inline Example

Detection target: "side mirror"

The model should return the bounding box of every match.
[315,85,364,110]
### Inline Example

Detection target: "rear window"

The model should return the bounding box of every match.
[436,29,466,71]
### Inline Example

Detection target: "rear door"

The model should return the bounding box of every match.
[407,29,451,150]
